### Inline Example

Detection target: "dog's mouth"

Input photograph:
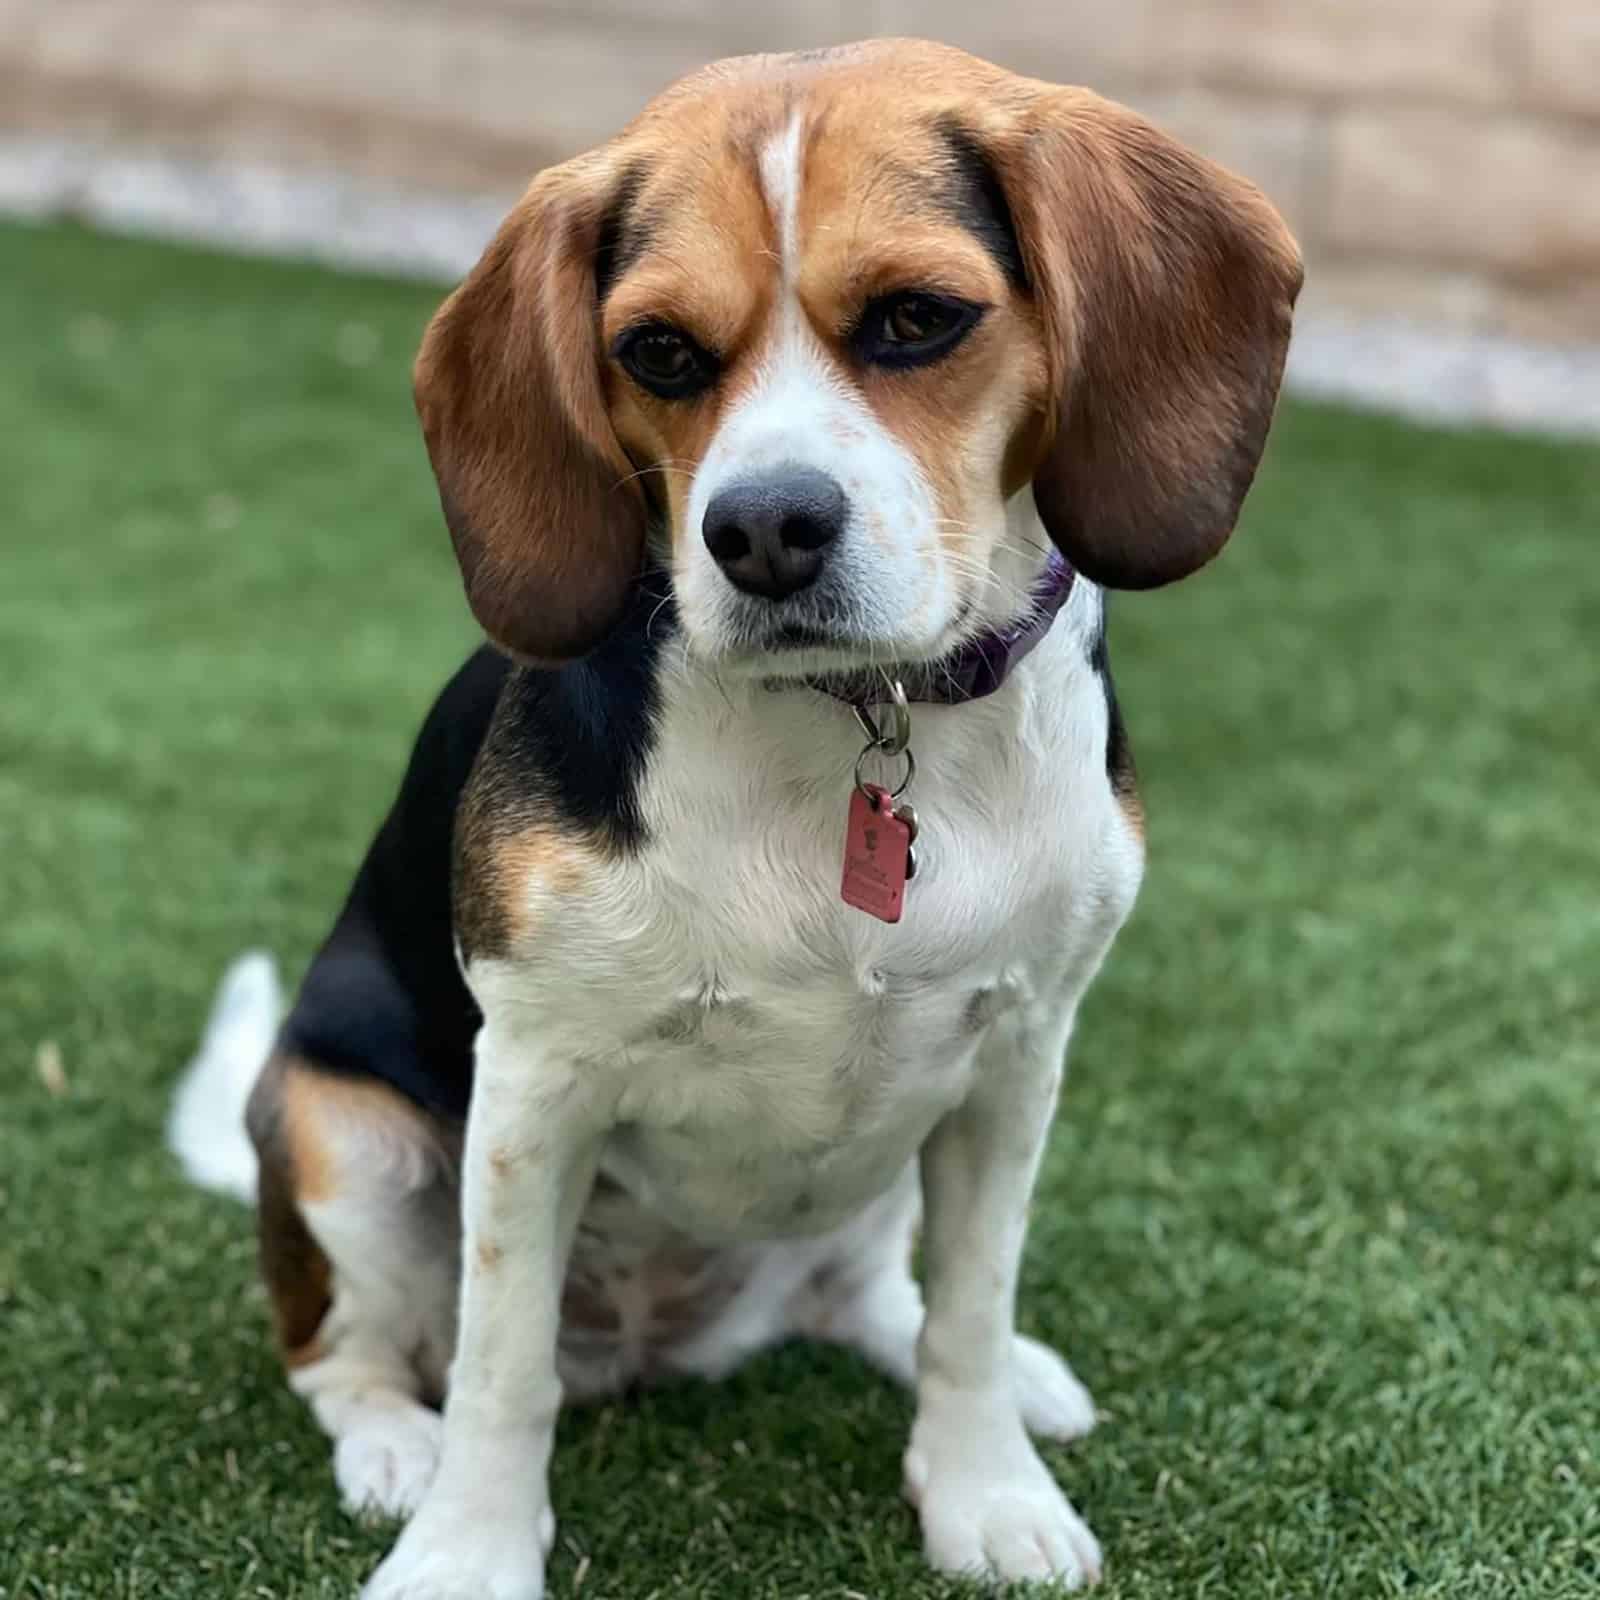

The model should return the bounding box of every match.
[767,620,853,652]
[727,604,978,692]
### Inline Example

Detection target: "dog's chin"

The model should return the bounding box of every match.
[687,608,976,686]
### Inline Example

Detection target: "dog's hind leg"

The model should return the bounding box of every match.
[248,1055,461,1519]
[793,1165,1097,1442]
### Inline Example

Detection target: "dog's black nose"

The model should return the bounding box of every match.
[702,466,846,601]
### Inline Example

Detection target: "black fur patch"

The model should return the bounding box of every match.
[279,647,510,1119]
[278,576,674,1120]
[936,119,1028,291]
[474,569,672,850]
[1088,596,1137,799]
[594,162,652,306]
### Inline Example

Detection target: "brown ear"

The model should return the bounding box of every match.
[413,157,647,661]
[998,91,1302,590]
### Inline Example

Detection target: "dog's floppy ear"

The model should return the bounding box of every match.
[994,91,1302,590]
[413,156,647,661]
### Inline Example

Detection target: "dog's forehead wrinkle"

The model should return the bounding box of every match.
[838,152,920,282]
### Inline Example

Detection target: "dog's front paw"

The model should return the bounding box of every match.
[905,1403,1101,1589]
[361,1495,555,1600]
[336,1403,445,1519]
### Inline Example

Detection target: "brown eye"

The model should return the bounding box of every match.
[614,322,718,399]
[856,291,983,369]
[885,294,961,345]
[631,332,693,381]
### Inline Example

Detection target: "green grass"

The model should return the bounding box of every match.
[2,218,1598,1600]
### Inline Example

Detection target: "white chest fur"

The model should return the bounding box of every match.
[467,592,1142,1246]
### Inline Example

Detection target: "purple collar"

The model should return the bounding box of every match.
[812,548,1074,708]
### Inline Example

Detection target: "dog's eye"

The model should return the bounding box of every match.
[614,323,719,399]
[885,295,960,345]
[856,291,983,369]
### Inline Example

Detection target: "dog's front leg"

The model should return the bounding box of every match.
[363,1012,608,1600]
[906,1008,1103,1590]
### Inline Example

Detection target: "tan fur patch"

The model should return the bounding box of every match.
[1115,772,1146,842]
[452,714,610,962]
[246,1055,333,1364]
[1105,697,1144,842]
[499,829,592,919]
[455,798,602,962]
[277,1057,432,1207]
[1121,796,1146,843]
[248,1057,451,1368]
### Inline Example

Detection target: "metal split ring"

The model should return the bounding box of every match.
[854,742,916,801]
[850,671,912,758]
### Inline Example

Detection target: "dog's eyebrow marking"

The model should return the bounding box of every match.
[934,118,1028,291]
[758,111,806,279]
[594,161,652,304]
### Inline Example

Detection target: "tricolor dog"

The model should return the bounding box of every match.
[171,38,1300,1597]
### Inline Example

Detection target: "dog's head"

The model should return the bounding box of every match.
[414,40,1302,670]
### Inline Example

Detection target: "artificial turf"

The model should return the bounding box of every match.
[1,218,1597,1600]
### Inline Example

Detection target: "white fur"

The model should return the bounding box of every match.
[758,112,804,271]
[905,1000,1104,1586]
[368,548,1141,1598]
[676,312,952,669]
[167,950,280,1201]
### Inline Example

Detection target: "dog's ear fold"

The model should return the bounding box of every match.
[993,91,1302,590]
[413,158,647,662]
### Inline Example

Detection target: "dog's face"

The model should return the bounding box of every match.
[415,41,1302,667]
[597,94,1049,675]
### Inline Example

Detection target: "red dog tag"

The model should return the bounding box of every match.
[841,783,912,923]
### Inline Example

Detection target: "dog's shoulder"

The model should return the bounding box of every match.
[453,573,674,964]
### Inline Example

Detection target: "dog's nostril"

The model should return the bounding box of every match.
[702,465,847,602]
[779,514,833,553]
[703,517,752,565]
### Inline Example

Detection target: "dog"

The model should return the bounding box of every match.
[170,38,1300,1598]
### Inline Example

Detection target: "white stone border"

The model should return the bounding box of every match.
[1287,314,1600,437]
[3,134,1597,437]
[0,135,518,282]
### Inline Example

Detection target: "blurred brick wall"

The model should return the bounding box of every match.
[3,0,1596,343]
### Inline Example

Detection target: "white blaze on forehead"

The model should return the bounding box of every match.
[674,105,956,659]
[758,112,806,277]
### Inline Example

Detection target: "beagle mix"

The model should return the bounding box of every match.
[171,38,1300,1597]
